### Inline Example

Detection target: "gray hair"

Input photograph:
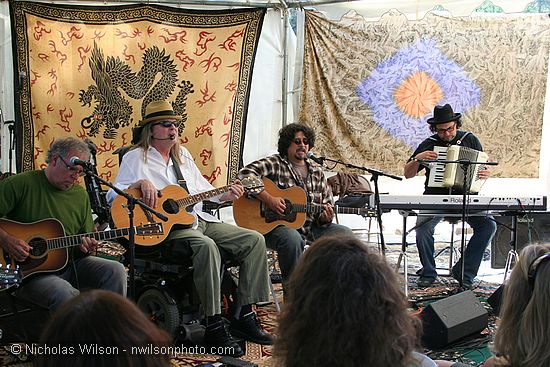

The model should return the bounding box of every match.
[46,137,90,163]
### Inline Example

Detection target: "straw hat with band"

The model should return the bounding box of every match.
[131,101,182,144]
[139,100,182,127]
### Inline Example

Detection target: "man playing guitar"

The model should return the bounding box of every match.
[238,123,353,293]
[106,100,273,357]
[0,137,127,310]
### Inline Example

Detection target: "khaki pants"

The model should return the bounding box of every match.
[167,219,270,316]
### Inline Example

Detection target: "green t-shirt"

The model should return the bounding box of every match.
[0,170,93,235]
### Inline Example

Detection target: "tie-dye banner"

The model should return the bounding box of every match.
[300,10,550,177]
[10,2,265,185]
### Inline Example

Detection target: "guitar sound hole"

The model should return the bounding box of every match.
[282,199,293,215]
[28,239,47,257]
[162,199,180,215]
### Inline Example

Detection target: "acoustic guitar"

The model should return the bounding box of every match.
[232,177,376,234]
[0,218,163,283]
[110,176,264,246]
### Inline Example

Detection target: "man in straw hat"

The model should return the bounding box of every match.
[107,100,272,357]
[403,104,496,290]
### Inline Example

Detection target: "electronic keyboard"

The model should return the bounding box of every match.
[372,195,547,212]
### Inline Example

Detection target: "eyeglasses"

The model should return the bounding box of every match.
[57,155,85,177]
[152,121,181,128]
[293,138,309,145]
[435,123,456,134]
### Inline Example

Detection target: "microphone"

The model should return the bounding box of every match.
[69,156,92,168]
[151,134,176,141]
[306,152,325,165]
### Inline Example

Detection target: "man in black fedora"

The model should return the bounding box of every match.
[403,104,496,289]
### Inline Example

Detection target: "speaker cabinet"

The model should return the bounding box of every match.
[491,213,550,269]
[420,290,488,349]
[487,284,504,316]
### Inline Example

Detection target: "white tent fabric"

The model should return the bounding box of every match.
[1,0,549,197]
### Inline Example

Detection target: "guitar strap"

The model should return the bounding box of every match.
[170,153,189,193]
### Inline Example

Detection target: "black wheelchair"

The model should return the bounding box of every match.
[84,141,240,344]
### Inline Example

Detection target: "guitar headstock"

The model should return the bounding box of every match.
[0,265,22,290]
[242,176,264,195]
[359,207,377,218]
[136,222,164,236]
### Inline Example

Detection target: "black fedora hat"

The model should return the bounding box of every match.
[426,104,461,125]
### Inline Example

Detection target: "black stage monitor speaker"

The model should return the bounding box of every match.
[491,213,550,269]
[487,284,505,316]
[420,290,488,349]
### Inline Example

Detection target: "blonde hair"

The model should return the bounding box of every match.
[492,243,550,367]
[132,123,182,165]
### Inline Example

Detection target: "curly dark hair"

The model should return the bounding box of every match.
[277,123,316,156]
[274,236,421,367]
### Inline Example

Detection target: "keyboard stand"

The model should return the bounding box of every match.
[396,210,426,297]
[396,210,411,297]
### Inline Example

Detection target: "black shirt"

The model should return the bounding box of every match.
[410,130,483,195]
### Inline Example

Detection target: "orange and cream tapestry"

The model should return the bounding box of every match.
[10,2,265,185]
[300,10,550,178]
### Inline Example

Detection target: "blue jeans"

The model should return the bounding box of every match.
[415,215,496,283]
[15,255,127,311]
[265,223,353,284]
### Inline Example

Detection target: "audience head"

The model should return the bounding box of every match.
[274,235,421,367]
[491,243,550,367]
[36,289,172,367]
[277,123,316,156]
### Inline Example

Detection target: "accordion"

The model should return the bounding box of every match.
[428,146,488,193]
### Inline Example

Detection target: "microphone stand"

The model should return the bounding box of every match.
[81,167,168,300]
[5,120,16,175]
[418,158,498,290]
[318,156,402,256]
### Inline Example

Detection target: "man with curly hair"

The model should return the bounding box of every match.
[238,123,352,291]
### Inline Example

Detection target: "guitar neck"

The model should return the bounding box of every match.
[299,203,367,216]
[46,228,133,251]
[175,185,231,208]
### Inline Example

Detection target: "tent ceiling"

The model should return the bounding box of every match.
[13,0,362,9]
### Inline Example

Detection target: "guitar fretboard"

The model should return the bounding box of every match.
[46,228,134,250]
[293,203,374,216]
[175,185,231,208]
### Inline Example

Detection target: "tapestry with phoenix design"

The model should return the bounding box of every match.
[301,10,550,177]
[10,2,265,185]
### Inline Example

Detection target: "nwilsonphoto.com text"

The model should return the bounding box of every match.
[11,343,237,357]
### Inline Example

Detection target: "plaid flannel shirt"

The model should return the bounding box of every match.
[238,154,334,241]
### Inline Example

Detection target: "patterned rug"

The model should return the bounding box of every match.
[0,240,500,367]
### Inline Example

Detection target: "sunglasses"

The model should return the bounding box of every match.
[152,121,181,128]
[57,155,85,177]
[293,138,309,145]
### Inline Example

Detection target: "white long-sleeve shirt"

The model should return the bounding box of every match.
[106,146,222,228]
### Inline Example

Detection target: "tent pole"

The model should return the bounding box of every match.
[280,0,289,126]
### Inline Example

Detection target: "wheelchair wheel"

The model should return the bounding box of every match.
[137,288,180,336]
